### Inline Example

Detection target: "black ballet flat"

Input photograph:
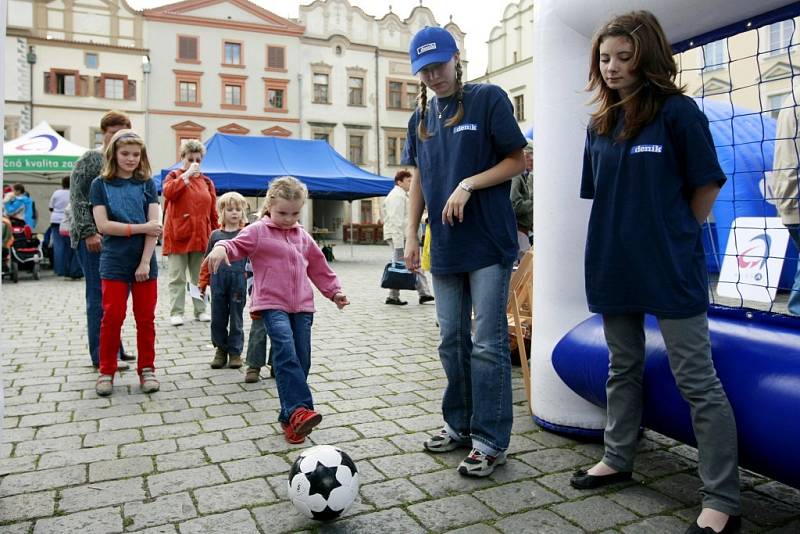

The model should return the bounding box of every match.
[569,468,633,489]
[684,515,741,534]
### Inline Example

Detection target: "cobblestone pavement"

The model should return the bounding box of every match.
[2,244,799,533]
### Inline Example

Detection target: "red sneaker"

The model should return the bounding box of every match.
[289,407,322,438]
[281,422,305,444]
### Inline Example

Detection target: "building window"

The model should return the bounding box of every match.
[348,135,364,165]
[513,95,525,121]
[177,35,199,62]
[263,78,289,112]
[220,74,247,109]
[313,73,329,103]
[348,76,364,106]
[225,85,241,105]
[179,81,197,103]
[386,131,406,166]
[767,20,794,54]
[387,79,417,110]
[44,71,76,95]
[361,199,373,223]
[90,128,103,149]
[768,92,790,118]
[5,116,21,141]
[702,40,726,70]
[268,88,283,109]
[174,70,202,107]
[223,41,242,66]
[266,46,286,71]
[105,77,124,99]
[85,52,98,69]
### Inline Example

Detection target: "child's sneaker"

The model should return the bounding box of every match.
[210,348,227,369]
[228,355,243,369]
[424,429,471,453]
[281,422,305,444]
[245,366,261,383]
[288,407,322,438]
[140,368,160,394]
[457,448,507,477]
[95,374,113,397]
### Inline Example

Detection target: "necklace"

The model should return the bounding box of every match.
[436,99,450,120]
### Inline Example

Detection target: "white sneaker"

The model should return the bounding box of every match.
[117,359,130,371]
[196,312,211,322]
[170,315,184,326]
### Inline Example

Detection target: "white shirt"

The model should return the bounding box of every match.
[382,185,408,247]
[49,189,70,224]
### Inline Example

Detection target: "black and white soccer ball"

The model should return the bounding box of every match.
[287,445,359,521]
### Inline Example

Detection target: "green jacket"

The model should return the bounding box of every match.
[510,171,533,231]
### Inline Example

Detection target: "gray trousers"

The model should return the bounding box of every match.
[602,312,740,515]
[386,241,432,299]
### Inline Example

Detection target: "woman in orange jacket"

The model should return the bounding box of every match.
[162,139,219,325]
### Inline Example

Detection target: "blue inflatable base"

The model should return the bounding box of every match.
[552,306,800,489]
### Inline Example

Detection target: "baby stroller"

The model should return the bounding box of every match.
[2,217,42,282]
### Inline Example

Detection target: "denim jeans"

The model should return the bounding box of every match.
[210,270,247,355]
[75,240,125,366]
[53,227,81,278]
[245,317,272,368]
[262,310,314,422]
[787,225,800,316]
[432,262,513,455]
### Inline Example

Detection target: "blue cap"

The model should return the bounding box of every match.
[409,26,458,75]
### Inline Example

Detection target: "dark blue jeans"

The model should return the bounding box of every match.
[75,240,125,365]
[262,310,314,422]
[210,270,247,355]
[52,225,81,278]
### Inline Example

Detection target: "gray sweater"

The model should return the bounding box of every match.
[69,149,104,248]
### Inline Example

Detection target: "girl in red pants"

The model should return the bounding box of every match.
[90,130,162,396]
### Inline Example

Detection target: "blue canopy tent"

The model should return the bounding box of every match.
[695,97,798,287]
[156,133,394,200]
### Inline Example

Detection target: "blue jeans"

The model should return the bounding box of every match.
[210,270,247,355]
[432,262,513,455]
[75,240,125,365]
[52,226,81,278]
[788,225,800,316]
[262,310,314,422]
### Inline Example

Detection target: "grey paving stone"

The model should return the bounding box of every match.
[143,422,202,441]
[647,473,703,504]
[445,525,501,534]
[73,404,142,422]
[551,495,638,531]
[0,491,55,521]
[220,455,291,481]
[494,508,584,534]
[156,450,207,472]
[147,465,226,497]
[199,415,247,432]
[83,428,141,447]
[352,420,405,438]
[408,495,496,531]
[89,456,153,482]
[752,481,800,510]
[204,440,259,463]
[306,426,360,445]
[0,522,32,533]
[0,456,37,476]
[121,438,178,457]
[374,405,427,420]
[34,420,98,439]
[360,478,427,509]
[251,501,317,533]
[176,431,226,450]
[516,448,590,474]
[124,492,197,530]
[321,507,425,534]
[39,444,119,469]
[394,413,444,432]
[222,424,275,442]
[607,484,682,516]
[194,478,277,514]
[488,458,543,484]
[136,525,178,534]
[163,408,207,424]
[337,437,401,460]
[411,467,495,497]
[0,465,86,496]
[178,509,259,534]
[370,452,444,478]
[58,478,146,513]
[741,490,800,527]
[205,403,251,418]
[474,480,561,514]
[33,506,122,534]
[318,410,381,429]
[1,427,36,443]
[14,435,82,456]
[633,449,696,478]
[98,413,163,431]
[621,515,688,533]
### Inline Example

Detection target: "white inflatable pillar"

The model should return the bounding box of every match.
[531,0,796,432]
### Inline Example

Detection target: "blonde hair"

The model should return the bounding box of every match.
[417,55,465,141]
[180,139,206,158]
[259,176,307,217]
[101,129,152,182]
[216,192,247,225]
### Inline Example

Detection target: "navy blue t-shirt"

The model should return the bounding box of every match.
[580,94,726,318]
[402,83,527,275]
[90,176,159,282]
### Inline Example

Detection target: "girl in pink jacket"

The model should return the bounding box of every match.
[207,176,349,444]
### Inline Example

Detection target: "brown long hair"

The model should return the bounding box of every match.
[588,10,684,140]
[417,56,465,141]
[101,129,152,182]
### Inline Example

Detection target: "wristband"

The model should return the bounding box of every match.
[126,224,132,238]
[459,180,474,193]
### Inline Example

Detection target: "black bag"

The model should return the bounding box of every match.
[380,261,416,290]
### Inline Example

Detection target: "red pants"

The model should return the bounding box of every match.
[99,279,157,376]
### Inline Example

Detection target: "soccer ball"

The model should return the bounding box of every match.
[287,445,359,521]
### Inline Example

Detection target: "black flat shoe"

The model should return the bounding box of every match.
[419,295,435,304]
[569,468,633,489]
[120,352,137,362]
[385,297,408,305]
[685,515,741,534]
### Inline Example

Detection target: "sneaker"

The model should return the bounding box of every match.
[288,407,322,438]
[281,422,305,444]
[457,448,507,477]
[120,351,137,361]
[228,355,243,369]
[95,374,114,396]
[117,359,130,371]
[140,367,160,393]
[385,297,408,305]
[419,295,435,304]
[170,315,184,326]
[196,312,211,322]
[210,348,227,369]
[423,429,471,453]
[245,367,261,383]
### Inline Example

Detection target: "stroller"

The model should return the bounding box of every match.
[2,217,42,282]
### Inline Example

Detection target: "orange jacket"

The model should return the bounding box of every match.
[198,257,210,294]
[161,170,219,255]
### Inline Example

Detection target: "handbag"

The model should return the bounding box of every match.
[380,261,417,290]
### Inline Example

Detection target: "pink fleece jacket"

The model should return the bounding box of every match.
[217,218,341,313]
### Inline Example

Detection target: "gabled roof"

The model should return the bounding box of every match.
[143,0,304,36]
